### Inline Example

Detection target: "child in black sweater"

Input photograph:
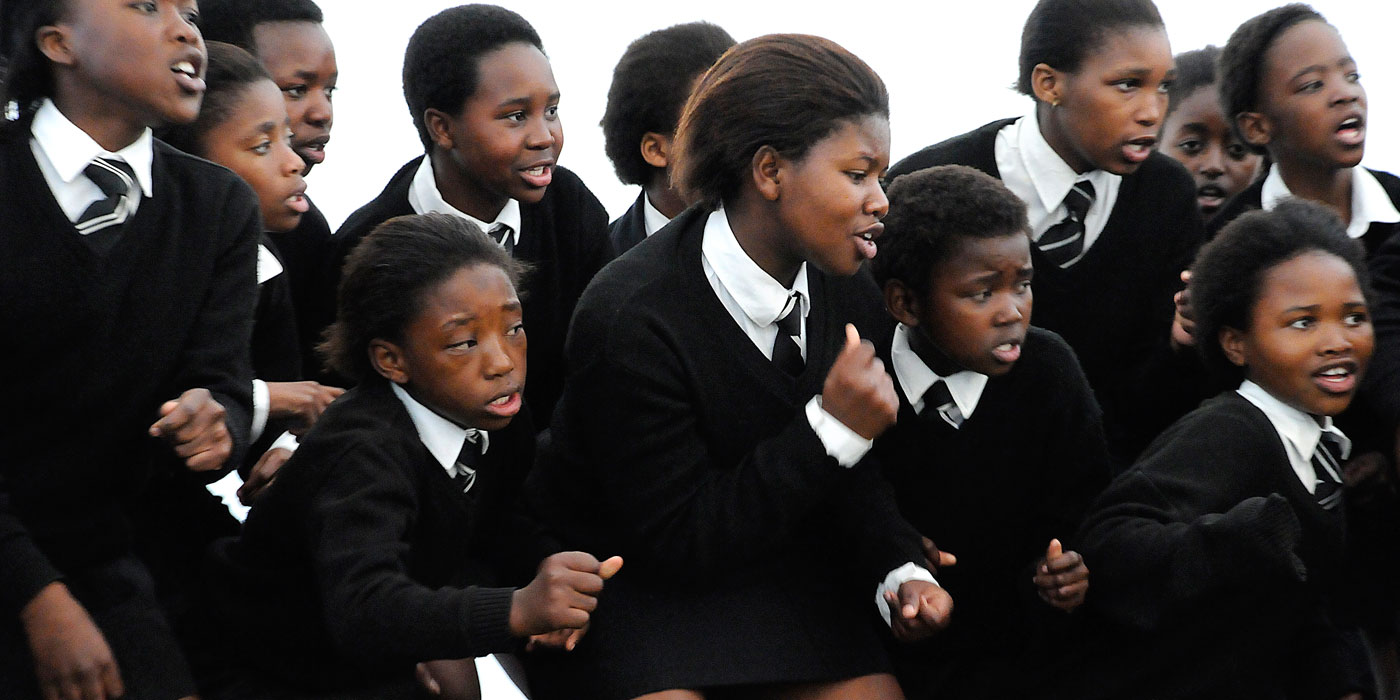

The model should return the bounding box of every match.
[205,213,620,699]
[870,165,1110,699]
[1075,199,1374,699]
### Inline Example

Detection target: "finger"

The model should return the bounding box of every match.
[566,571,605,597]
[78,667,106,700]
[1055,580,1090,601]
[172,401,223,446]
[149,399,185,436]
[40,679,63,700]
[1045,551,1084,573]
[555,551,602,574]
[565,626,587,651]
[598,555,623,580]
[560,607,590,630]
[1180,270,1192,284]
[1046,538,1063,561]
[415,662,442,696]
[845,323,860,350]
[939,551,957,567]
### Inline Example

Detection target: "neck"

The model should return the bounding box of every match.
[50,90,145,152]
[907,325,962,376]
[724,189,802,288]
[644,176,688,219]
[430,149,507,222]
[1274,159,1354,225]
[1035,102,1093,174]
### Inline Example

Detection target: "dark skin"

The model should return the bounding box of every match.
[640,131,690,219]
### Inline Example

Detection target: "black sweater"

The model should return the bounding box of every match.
[0,123,258,617]
[607,191,648,254]
[874,326,1110,699]
[333,157,614,424]
[1072,392,1363,699]
[266,196,337,382]
[206,377,551,692]
[1206,168,1400,256]
[887,119,1205,467]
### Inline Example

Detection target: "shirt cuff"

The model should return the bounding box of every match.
[268,431,299,454]
[250,379,270,442]
[805,396,873,468]
[875,562,939,628]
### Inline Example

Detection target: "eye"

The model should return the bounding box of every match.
[504,111,527,123]
[183,8,200,25]
[1289,316,1316,330]
[449,337,478,350]
[1157,80,1173,95]
[1297,80,1324,94]
[324,86,337,101]
[130,1,157,12]
[544,105,559,119]
[1225,142,1251,160]
[1175,138,1204,156]
[1346,71,1362,84]
[969,289,994,302]
[847,171,868,184]
[282,85,309,100]
[1016,280,1033,293]
[1112,79,1139,93]
[1345,310,1369,326]
[506,322,526,336]
[251,139,272,155]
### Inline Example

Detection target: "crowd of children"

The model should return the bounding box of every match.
[1,0,1399,699]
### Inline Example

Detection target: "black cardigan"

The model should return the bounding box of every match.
[332,157,614,424]
[1071,392,1363,699]
[607,190,649,254]
[266,196,337,382]
[887,119,1206,468]
[0,122,258,617]
[527,206,926,698]
[873,326,1111,699]
[1206,168,1400,256]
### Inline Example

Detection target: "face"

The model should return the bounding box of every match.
[431,42,562,221]
[377,264,527,432]
[1222,251,1372,417]
[46,0,206,133]
[1246,20,1366,173]
[251,21,337,173]
[1038,26,1173,175]
[903,234,1033,377]
[774,115,891,277]
[200,81,307,232]
[1161,87,1264,217]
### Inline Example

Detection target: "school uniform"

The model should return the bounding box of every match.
[1070,385,1369,699]
[333,156,614,423]
[527,206,931,699]
[0,101,258,698]
[204,376,549,698]
[266,196,338,381]
[608,190,672,254]
[874,324,1110,699]
[1207,165,1400,254]
[887,114,1205,468]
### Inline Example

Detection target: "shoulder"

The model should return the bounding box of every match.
[1135,392,1275,467]
[1368,168,1400,203]
[153,140,257,202]
[534,165,606,217]
[1121,151,1196,202]
[887,118,1014,183]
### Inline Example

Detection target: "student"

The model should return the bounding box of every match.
[0,1,259,698]
[1074,199,1373,698]
[528,34,951,700]
[886,0,1204,468]
[601,21,735,254]
[870,165,1111,699]
[334,4,613,425]
[1210,4,1399,256]
[204,213,621,699]
[1160,46,1264,220]
[160,42,344,504]
[199,0,340,382]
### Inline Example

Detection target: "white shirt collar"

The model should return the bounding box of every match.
[390,382,488,478]
[1014,108,1115,216]
[1236,379,1349,493]
[407,155,523,247]
[256,243,284,285]
[31,98,155,198]
[641,191,672,237]
[890,323,988,419]
[1260,164,1400,239]
[700,205,810,327]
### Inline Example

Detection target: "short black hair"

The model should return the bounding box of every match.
[320,212,526,383]
[672,33,888,210]
[1191,198,1369,380]
[1166,45,1221,117]
[402,4,543,150]
[2,0,65,117]
[198,0,325,53]
[1016,0,1164,97]
[600,22,735,187]
[872,165,1030,295]
[1218,3,1326,153]
[158,42,271,157]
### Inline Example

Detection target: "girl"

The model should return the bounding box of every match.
[527,34,948,700]
[204,213,622,699]
[1160,46,1264,220]
[886,0,1204,468]
[160,42,343,504]
[1073,198,1373,698]
[0,1,260,698]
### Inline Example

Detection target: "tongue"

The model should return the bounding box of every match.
[855,236,877,260]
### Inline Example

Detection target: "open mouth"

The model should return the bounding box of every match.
[854,222,883,260]
[295,135,330,164]
[1313,361,1359,395]
[485,391,523,417]
[171,56,205,94]
[520,163,553,188]
[992,341,1022,364]
[1336,115,1365,147]
[1197,183,1228,211]
[286,187,309,214]
[1122,136,1157,164]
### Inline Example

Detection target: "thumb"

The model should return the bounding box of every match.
[598,556,623,580]
[844,323,860,350]
[900,584,920,619]
[939,550,958,568]
[1046,538,1063,560]
[1180,269,1192,284]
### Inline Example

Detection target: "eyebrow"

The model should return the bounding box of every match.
[1283,304,1321,314]
[497,92,562,110]
[441,316,479,331]
[1290,57,1355,82]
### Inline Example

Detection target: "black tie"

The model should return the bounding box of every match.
[919,379,964,429]
[1038,179,1095,268]
[451,432,484,494]
[488,223,514,255]
[771,292,804,377]
[1313,432,1345,511]
[76,157,137,254]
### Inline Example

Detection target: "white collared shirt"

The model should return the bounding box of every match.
[890,324,989,418]
[641,192,672,237]
[1259,165,1400,239]
[994,110,1122,251]
[391,382,489,480]
[30,98,154,222]
[407,155,522,249]
[1236,380,1350,494]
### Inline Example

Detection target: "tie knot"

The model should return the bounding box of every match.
[775,292,803,337]
[488,223,511,245]
[84,157,136,199]
[1317,431,1346,465]
[920,380,955,413]
[1063,180,1095,221]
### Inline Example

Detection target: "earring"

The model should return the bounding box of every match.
[1052,99,1061,108]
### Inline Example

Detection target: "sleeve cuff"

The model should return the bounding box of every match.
[461,586,518,656]
[250,379,270,442]
[269,431,299,454]
[805,396,873,468]
[875,562,938,627]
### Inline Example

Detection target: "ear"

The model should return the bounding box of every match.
[1030,63,1062,106]
[423,108,456,151]
[369,338,411,384]
[751,145,783,202]
[35,23,75,67]
[1219,326,1249,368]
[640,132,673,169]
[883,279,923,328]
[1236,111,1272,148]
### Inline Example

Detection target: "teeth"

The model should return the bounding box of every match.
[525,166,545,176]
[173,61,196,77]
[995,343,1013,351]
[1320,367,1349,376]
[1341,118,1359,128]
[861,233,873,241]
[490,394,512,405]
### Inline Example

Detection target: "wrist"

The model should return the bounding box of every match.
[19,581,69,625]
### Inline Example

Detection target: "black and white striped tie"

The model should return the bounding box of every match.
[1038,179,1095,268]
[487,223,514,255]
[1313,432,1345,511]
[920,379,964,430]
[76,157,137,253]
[451,431,484,494]
[771,291,804,377]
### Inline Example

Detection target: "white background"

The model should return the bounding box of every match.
[308,0,1399,230]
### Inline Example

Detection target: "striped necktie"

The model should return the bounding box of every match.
[1038,179,1095,268]
[451,431,484,494]
[76,157,137,254]
[487,223,514,255]
[920,379,964,429]
[771,291,804,377]
[1312,432,1345,511]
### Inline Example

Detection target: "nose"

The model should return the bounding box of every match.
[166,6,200,45]
[1318,321,1354,356]
[1198,143,1225,179]
[482,336,516,378]
[867,181,889,219]
[304,90,333,129]
[524,116,557,150]
[1137,91,1166,127]
[1331,79,1364,108]
[279,140,304,177]
[993,293,1025,326]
